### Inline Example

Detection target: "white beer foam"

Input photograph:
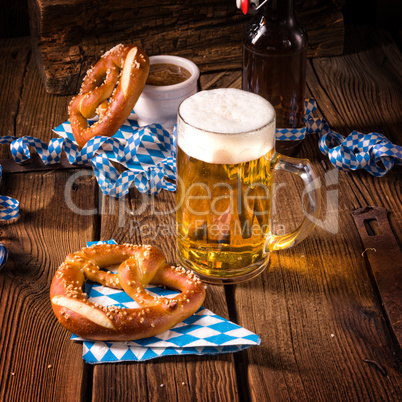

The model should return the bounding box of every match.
[178,88,276,164]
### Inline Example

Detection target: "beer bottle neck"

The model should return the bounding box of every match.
[259,0,295,21]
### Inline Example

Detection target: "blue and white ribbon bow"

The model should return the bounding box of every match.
[276,99,402,177]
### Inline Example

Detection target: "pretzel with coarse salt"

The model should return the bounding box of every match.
[50,244,206,341]
[69,44,149,147]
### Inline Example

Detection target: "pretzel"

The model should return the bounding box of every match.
[50,244,206,341]
[69,44,150,147]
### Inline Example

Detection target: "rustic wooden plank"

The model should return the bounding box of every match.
[298,5,344,58]
[0,170,98,401]
[240,212,401,401]
[200,69,242,91]
[0,37,30,159]
[91,189,240,401]
[15,51,71,143]
[232,26,402,401]
[308,26,402,142]
[0,36,71,157]
[27,0,344,95]
[0,154,91,173]
[306,25,402,227]
[352,206,402,347]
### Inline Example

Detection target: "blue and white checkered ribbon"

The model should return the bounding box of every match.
[276,99,402,177]
[54,112,176,195]
[71,240,261,363]
[0,165,19,270]
[0,112,176,198]
[0,103,399,200]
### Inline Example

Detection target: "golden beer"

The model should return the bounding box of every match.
[176,88,320,283]
[176,146,276,280]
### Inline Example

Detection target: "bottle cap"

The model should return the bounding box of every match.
[236,0,270,15]
[236,0,249,15]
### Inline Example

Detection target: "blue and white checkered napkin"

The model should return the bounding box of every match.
[275,99,402,177]
[0,166,19,270]
[71,240,261,364]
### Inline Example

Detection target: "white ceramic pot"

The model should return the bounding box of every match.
[134,55,200,131]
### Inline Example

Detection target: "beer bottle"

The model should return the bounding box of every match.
[240,0,307,155]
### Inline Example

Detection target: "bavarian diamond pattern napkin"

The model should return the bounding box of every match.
[70,240,261,364]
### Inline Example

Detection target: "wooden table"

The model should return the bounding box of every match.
[1,25,401,401]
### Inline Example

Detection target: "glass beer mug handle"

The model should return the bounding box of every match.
[267,154,321,251]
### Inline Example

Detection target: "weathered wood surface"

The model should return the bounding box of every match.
[0,25,401,401]
[0,171,95,402]
[27,0,344,95]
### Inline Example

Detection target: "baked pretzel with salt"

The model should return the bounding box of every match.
[50,244,206,341]
[69,44,149,147]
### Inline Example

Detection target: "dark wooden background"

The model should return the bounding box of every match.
[1,0,401,95]
[2,0,402,39]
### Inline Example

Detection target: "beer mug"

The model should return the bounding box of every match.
[176,88,320,284]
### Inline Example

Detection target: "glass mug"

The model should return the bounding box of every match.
[176,88,320,284]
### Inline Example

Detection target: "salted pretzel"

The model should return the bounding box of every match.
[69,44,150,147]
[50,244,206,341]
